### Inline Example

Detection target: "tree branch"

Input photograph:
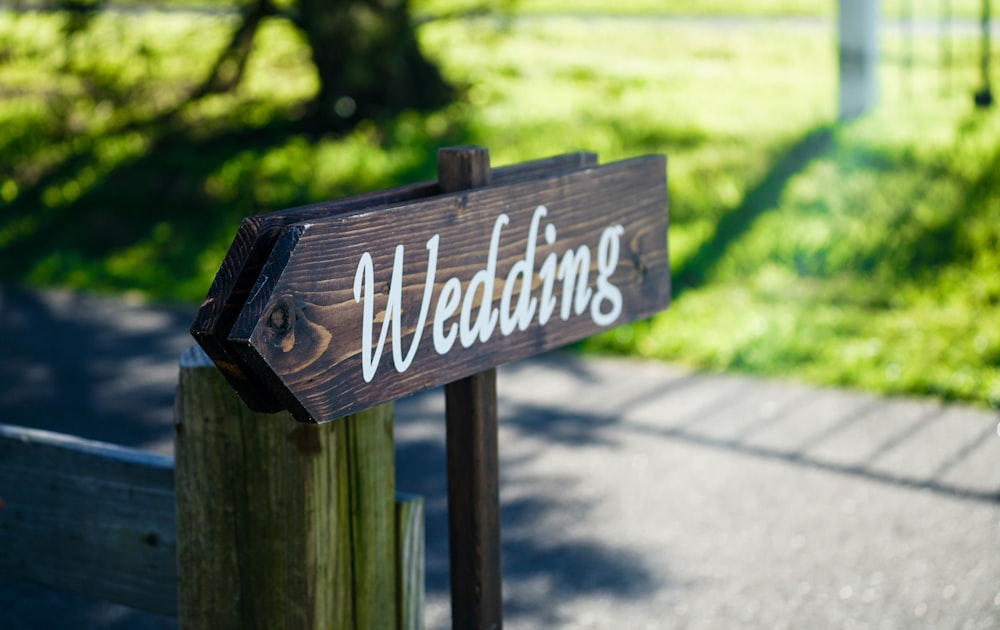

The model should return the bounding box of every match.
[190,0,277,101]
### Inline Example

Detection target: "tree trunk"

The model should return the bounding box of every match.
[191,0,276,101]
[297,0,452,129]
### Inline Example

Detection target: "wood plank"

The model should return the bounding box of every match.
[439,146,504,630]
[191,153,597,413]
[342,401,397,630]
[174,345,396,629]
[190,185,433,413]
[229,154,670,423]
[395,493,425,630]
[0,424,177,616]
[444,371,503,630]
[0,419,425,624]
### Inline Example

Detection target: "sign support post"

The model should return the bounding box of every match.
[437,146,504,630]
[190,144,670,628]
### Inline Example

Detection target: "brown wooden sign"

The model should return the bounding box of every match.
[190,153,597,413]
[218,154,669,423]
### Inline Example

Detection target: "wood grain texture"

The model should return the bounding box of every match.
[191,153,597,413]
[438,145,492,192]
[445,369,503,630]
[190,186,432,412]
[395,493,425,630]
[439,146,504,630]
[230,155,670,423]
[0,424,176,615]
[174,345,396,629]
[0,366,424,628]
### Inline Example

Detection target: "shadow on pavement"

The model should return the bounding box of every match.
[0,285,661,628]
[395,396,661,628]
[498,355,1000,506]
[0,284,190,450]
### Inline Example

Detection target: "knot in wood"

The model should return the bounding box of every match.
[268,300,294,336]
[628,247,647,280]
[263,295,301,355]
[252,294,332,374]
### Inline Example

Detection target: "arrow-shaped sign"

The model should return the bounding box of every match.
[222,154,669,423]
[190,152,598,412]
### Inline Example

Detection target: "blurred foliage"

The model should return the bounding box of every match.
[0,4,997,407]
[423,0,987,18]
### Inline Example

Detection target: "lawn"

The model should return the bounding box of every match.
[0,4,997,407]
[421,0,988,18]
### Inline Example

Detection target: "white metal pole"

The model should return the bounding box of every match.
[838,0,879,120]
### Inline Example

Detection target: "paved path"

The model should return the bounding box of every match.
[1,285,998,629]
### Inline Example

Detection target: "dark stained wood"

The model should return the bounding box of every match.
[438,145,492,192]
[439,146,504,630]
[191,153,597,412]
[228,154,670,423]
[190,186,431,412]
[445,370,502,630]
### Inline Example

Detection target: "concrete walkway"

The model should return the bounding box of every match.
[1,284,998,629]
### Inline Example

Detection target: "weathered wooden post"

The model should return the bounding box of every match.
[174,347,398,629]
[182,148,670,629]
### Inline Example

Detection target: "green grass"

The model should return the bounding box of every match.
[582,28,1000,408]
[0,7,997,407]
[421,0,988,18]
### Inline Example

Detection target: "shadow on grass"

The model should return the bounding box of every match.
[672,125,834,296]
[899,112,1000,278]
[672,110,1000,299]
[0,106,468,299]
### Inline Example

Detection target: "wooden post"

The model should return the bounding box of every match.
[437,146,504,630]
[396,493,425,630]
[174,345,397,629]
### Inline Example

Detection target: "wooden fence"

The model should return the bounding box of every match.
[0,345,425,629]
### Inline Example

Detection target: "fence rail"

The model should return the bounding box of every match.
[0,424,177,615]
[0,350,425,629]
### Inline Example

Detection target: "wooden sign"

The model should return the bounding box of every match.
[220,154,670,423]
[190,153,597,412]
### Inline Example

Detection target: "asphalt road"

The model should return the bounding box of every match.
[1,284,998,629]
